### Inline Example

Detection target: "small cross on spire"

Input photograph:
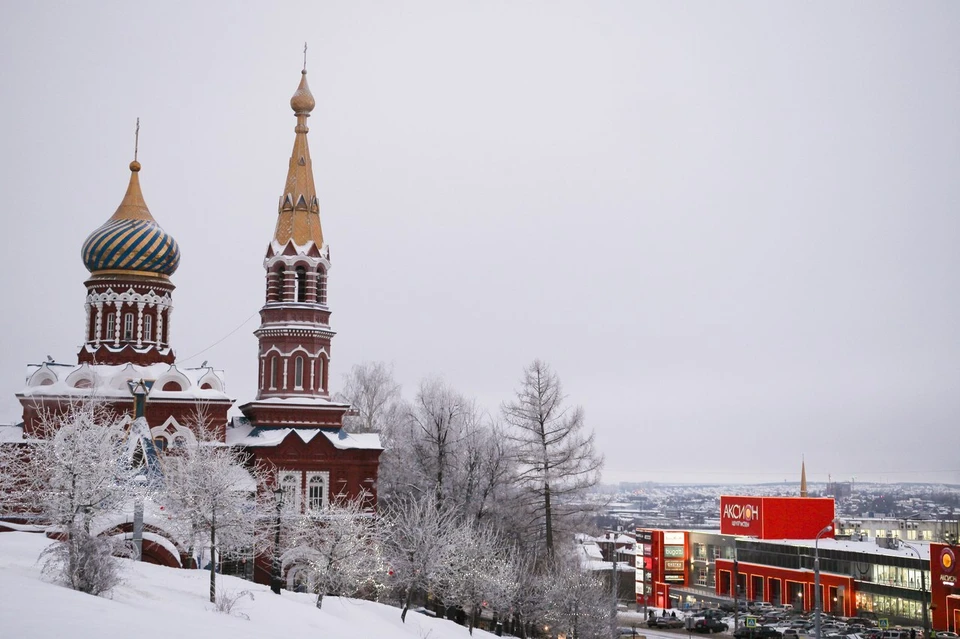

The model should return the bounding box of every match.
[134,117,140,161]
[303,42,308,72]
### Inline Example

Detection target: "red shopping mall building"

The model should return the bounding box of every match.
[637,496,959,631]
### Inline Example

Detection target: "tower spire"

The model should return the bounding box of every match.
[800,457,808,497]
[272,56,323,250]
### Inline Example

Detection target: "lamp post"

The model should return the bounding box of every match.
[271,486,284,595]
[127,378,154,562]
[898,540,929,639]
[814,524,834,639]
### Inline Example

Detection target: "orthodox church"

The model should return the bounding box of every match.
[5,64,382,572]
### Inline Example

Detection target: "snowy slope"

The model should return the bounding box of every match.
[0,532,498,639]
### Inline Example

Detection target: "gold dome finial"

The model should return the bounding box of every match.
[290,42,316,114]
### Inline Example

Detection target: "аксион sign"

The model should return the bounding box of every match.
[723,502,760,527]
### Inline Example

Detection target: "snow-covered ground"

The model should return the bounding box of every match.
[0,531,498,639]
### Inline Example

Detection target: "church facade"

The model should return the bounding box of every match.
[4,65,382,575]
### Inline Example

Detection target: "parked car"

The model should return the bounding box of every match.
[619,628,642,637]
[693,617,729,633]
[782,629,805,638]
[734,626,783,639]
[651,617,686,629]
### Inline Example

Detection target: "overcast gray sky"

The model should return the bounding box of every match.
[2,2,958,485]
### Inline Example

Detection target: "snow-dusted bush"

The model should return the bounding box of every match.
[40,530,132,595]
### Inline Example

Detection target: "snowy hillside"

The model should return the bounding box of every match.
[0,532,498,639]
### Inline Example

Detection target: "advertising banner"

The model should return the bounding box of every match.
[720,496,763,536]
[720,496,835,539]
[664,545,684,558]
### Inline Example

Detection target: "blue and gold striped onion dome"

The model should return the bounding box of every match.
[81,161,180,277]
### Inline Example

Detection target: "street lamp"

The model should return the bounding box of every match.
[271,486,284,595]
[814,524,833,639]
[898,540,930,639]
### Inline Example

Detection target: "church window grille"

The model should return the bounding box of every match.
[106,313,116,340]
[296,266,307,302]
[316,268,327,305]
[306,472,328,511]
[123,313,134,340]
[279,472,301,512]
[144,315,153,342]
[153,436,167,451]
[294,356,304,389]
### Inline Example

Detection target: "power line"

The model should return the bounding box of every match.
[178,311,259,365]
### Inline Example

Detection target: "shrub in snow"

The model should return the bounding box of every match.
[40,530,133,596]
[212,586,255,619]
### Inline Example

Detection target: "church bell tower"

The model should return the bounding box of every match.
[240,62,348,430]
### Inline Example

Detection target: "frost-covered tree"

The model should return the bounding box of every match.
[545,553,615,639]
[286,495,383,609]
[382,494,465,622]
[502,546,550,639]
[0,400,142,595]
[441,524,512,635]
[406,378,479,509]
[161,420,268,603]
[335,361,403,436]
[455,421,516,526]
[501,360,603,555]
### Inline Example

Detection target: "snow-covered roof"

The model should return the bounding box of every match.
[226,421,382,451]
[17,362,231,402]
[0,424,25,443]
[756,538,930,561]
[251,396,348,407]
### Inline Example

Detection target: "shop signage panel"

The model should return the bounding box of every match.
[664,574,685,583]
[664,532,685,545]
[720,496,763,536]
[664,545,684,558]
[939,546,956,585]
[665,560,685,571]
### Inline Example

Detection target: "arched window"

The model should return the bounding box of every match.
[123,313,135,340]
[279,472,301,512]
[143,315,153,342]
[153,436,167,452]
[294,356,304,389]
[269,357,278,390]
[316,268,327,305]
[272,263,285,301]
[105,313,116,340]
[317,357,325,392]
[276,264,286,302]
[295,266,306,302]
[307,472,328,511]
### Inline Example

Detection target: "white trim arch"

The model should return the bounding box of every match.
[27,366,59,387]
[196,369,224,392]
[151,416,197,450]
[154,367,191,393]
